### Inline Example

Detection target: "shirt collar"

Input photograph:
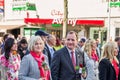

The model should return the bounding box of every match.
[46,43,53,49]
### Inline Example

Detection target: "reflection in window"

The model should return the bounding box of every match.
[94,30,99,40]
[115,28,120,37]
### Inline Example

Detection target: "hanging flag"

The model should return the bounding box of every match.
[26,2,36,11]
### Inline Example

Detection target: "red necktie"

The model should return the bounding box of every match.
[71,51,76,67]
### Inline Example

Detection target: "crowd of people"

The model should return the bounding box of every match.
[0,30,120,80]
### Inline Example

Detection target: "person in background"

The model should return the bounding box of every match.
[76,38,85,71]
[61,38,66,46]
[0,38,3,55]
[0,38,2,46]
[35,30,49,43]
[0,33,15,55]
[99,41,120,80]
[19,36,51,80]
[0,38,21,80]
[54,37,64,51]
[83,39,99,80]
[44,34,56,66]
[96,38,101,57]
[78,38,86,52]
[17,34,22,42]
[18,38,28,60]
[51,31,81,80]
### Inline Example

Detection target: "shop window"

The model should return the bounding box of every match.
[51,30,60,38]
[0,32,4,37]
[24,28,41,40]
[115,28,120,37]
[93,30,99,40]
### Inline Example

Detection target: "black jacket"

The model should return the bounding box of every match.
[99,58,120,80]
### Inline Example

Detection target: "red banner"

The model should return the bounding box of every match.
[0,0,4,6]
[24,18,104,27]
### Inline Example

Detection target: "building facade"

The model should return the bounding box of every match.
[0,0,120,42]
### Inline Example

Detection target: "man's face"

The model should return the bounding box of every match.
[79,41,84,47]
[66,33,78,50]
[50,36,56,46]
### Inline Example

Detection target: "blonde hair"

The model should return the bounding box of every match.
[84,39,96,57]
[100,41,118,63]
[28,36,44,51]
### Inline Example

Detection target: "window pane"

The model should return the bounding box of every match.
[115,28,120,37]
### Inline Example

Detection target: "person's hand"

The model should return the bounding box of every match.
[81,72,87,79]
[39,78,46,80]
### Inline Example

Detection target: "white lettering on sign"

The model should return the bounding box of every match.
[51,9,63,17]
[52,18,77,26]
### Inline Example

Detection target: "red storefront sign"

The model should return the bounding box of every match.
[0,0,4,6]
[24,18,104,26]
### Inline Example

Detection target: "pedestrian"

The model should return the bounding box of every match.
[51,31,81,80]
[83,39,99,80]
[18,36,51,80]
[18,38,28,60]
[43,34,56,66]
[0,38,21,80]
[99,41,120,80]
[35,30,49,43]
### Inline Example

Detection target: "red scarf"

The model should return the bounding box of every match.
[91,50,99,61]
[30,51,50,80]
[112,59,119,80]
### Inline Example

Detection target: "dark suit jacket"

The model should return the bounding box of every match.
[43,44,56,66]
[51,46,81,80]
[99,58,120,80]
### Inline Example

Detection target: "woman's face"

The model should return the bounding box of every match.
[11,40,18,51]
[114,46,118,56]
[92,41,97,48]
[33,40,44,53]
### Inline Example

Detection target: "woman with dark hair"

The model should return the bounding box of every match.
[18,38,28,60]
[0,38,21,80]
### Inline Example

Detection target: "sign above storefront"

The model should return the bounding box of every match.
[52,18,77,26]
[110,1,120,7]
[0,0,4,6]
[24,18,104,27]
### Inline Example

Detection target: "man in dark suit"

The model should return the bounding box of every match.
[43,34,56,66]
[51,31,81,80]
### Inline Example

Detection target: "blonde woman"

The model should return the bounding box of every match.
[83,39,99,80]
[19,36,51,80]
[99,41,120,80]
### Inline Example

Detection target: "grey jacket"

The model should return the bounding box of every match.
[18,54,51,80]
